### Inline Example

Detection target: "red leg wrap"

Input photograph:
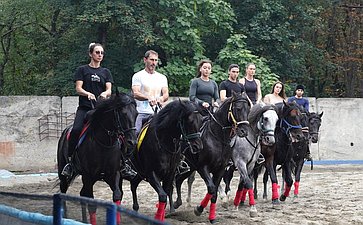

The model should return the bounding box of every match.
[284,183,291,197]
[90,212,97,225]
[233,190,243,206]
[248,189,255,206]
[114,200,121,224]
[272,183,279,200]
[200,193,213,208]
[154,201,166,221]
[241,188,248,202]
[294,181,299,195]
[209,203,217,221]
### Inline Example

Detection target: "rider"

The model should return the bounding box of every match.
[219,64,264,164]
[62,43,113,177]
[288,84,312,161]
[132,50,169,136]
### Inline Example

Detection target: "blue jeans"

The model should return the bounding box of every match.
[135,113,153,136]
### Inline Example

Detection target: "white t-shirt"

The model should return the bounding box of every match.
[132,69,168,114]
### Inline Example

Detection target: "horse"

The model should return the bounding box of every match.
[283,109,323,199]
[221,103,279,217]
[57,91,137,225]
[253,101,304,205]
[173,92,251,224]
[128,99,203,222]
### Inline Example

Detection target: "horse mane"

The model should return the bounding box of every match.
[152,100,195,131]
[248,102,277,125]
[89,92,135,125]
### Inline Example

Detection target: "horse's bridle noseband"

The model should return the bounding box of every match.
[178,111,201,154]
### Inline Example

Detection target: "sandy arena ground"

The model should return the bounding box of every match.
[1,164,363,225]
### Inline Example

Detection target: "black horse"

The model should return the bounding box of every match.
[285,109,323,198]
[57,91,137,224]
[173,92,251,224]
[128,100,203,222]
[253,101,304,205]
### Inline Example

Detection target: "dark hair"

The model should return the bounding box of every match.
[245,62,255,70]
[295,84,304,91]
[228,64,239,71]
[270,81,287,99]
[144,50,158,58]
[196,59,212,78]
[89,43,103,54]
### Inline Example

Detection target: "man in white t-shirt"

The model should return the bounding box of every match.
[132,50,169,135]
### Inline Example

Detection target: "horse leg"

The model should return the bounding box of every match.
[265,161,279,205]
[253,168,259,200]
[105,171,122,224]
[148,172,167,221]
[130,176,142,212]
[194,167,216,218]
[223,165,235,198]
[173,171,192,209]
[293,158,304,199]
[186,171,196,206]
[80,176,97,225]
[280,163,293,202]
[207,172,225,223]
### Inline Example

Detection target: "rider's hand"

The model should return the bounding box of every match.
[148,97,157,106]
[87,92,96,101]
[213,102,219,108]
[202,102,210,108]
[99,92,108,99]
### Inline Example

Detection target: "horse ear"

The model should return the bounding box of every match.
[319,111,324,118]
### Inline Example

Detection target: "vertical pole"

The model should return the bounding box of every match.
[106,204,117,225]
[53,194,62,225]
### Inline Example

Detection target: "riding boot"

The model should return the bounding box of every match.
[121,159,137,180]
[257,153,265,164]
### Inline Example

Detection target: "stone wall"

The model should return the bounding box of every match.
[0,96,362,171]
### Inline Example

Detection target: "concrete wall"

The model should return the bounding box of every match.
[0,96,362,171]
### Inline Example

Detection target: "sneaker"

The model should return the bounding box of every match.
[61,163,73,177]
[176,160,190,175]
[257,154,265,164]
[121,161,137,180]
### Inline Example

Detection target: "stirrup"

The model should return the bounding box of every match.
[176,160,190,175]
[121,162,137,180]
[305,153,313,161]
[61,163,73,177]
[257,154,265,164]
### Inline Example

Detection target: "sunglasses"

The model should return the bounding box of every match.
[95,51,104,55]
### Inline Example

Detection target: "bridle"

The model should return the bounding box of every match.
[178,111,201,154]
[279,107,302,136]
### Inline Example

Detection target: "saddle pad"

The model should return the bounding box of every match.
[66,122,90,148]
[137,124,149,151]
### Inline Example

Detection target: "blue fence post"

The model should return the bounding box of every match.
[106,203,117,225]
[53,193,62,225]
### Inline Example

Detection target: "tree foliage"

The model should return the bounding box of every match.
[0,0,361,97]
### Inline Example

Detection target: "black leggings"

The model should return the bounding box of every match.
[68,107,89,157]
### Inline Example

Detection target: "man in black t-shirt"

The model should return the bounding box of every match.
[219,64,245,101]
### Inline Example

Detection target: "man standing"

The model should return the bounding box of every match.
[219,64,245,102]
[288,84,309,112]
[132,50,169,135]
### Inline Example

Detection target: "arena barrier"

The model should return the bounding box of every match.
[0,191,169,225]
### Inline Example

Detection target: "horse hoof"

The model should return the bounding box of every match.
[194,206,203,216]
[233,205,239,211]
[292,195,299,203]
[132,205,139,212]
[173,201,182,209]
[239,201,245,207]
[210,219,218,224]
[249,206,258,217]
[279,195,287,202]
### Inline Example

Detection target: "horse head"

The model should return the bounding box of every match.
[113,90,138,149]
[309,111,323,143]
[276,101,304,143]
[91,90,137,152]
[178,100,203,153]
[216,91,250,138]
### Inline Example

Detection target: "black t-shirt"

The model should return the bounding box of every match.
[219,80,245,98]
[74,65,113,109]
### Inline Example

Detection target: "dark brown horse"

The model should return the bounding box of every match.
[173,92,251,223]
